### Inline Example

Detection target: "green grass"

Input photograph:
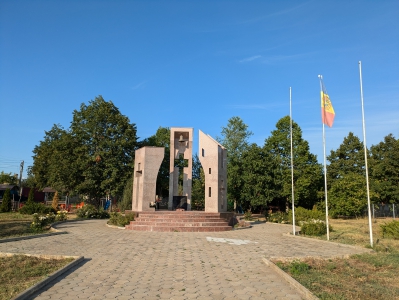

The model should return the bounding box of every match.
[0,255,74,300]
[273,217,399,299]
[276,253,399,299]
[0,212,35,239]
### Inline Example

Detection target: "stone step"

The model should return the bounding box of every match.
[125,224,232,232]
[133,221,229,227]
[125,211,234,232]
[136,217,226,222]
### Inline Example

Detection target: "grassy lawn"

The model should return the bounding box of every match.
[0,212,78,239]
[0,212,35,239]
[274,217,399,299]
[0,255,74,300]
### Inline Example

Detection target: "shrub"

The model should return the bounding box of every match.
[30,213,56,232]
[108,212,135,227]
[300,219,332,236]
[55,210,68,222]
[267,211,289,224]
[380,220,399,239]
[288,207,325,225]
[52,191,60,211]
[244,210,252,220]
[0,188,12,212]
[77,204,110,219]
[19,202,56,215]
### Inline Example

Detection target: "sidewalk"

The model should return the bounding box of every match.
[0,220,371,299]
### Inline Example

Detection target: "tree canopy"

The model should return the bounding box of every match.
[264,116,323,209]
[31,96,138,205]
[370,134,399,204]
[218,116,253,208]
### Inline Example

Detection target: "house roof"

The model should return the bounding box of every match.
[42,187,56,193]
[0,184,18,190]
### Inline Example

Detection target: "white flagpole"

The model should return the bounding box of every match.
[359,61,373,248]
[290,87,296,236]
[318,75,330,240]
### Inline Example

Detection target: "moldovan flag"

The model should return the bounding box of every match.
[320,91,335,127]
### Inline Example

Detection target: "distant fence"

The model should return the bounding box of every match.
[365,204,399,219]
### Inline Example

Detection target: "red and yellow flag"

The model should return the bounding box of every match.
[320,91,335,127]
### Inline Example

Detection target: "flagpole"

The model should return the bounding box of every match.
[290,87,296,236]
[359,61,373,248]
[318,75,330,240]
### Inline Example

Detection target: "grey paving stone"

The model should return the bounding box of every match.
[0,219,371,299]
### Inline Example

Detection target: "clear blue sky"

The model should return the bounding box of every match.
[1,0,398,178]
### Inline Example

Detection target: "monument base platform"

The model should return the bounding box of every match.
[125,211,234,232]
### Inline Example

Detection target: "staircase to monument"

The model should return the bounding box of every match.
[125,211,234,232]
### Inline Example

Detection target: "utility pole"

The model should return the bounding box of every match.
[18,161,24,208]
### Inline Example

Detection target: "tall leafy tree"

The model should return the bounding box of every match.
[264,116,323,209]
[0,172,18,185]
[370,134,399,204]
[326,132,376,216]
[327,132,366,182]
[240,143,278,211]
[328,172,377,218]
[218,116,253,209]
[191,154,205,210]
[31,96,138,206]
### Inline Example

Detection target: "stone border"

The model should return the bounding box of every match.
[262,257,319,300]
[0,252,84,300]
[0,230,68,244]
[106,223,126,229]
[282,232,374,253]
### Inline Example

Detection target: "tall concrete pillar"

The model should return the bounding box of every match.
[168,127,193,211]
[198,130,227,212]
[132,147,164,212]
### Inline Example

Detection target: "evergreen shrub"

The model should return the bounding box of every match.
[380,220,399,239]
[0,188,12,212]
[289,207,325,225]
[300,219,332,236]
[19,202,56,215]
[77,204,110,219]
[108,212,135,227]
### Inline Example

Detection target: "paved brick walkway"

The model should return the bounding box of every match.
[0,220,370,299]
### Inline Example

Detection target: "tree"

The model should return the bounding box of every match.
[370,134,399,204]
[328,173,377,218]
[31,96,139,207]
[218,116,253,209]
[240,143,278,211]
[191,154,205,210]
[327,132,366,182]
[52,191,60,210]
[264,116,323,209]
[0,188,11,212]
[27,188,35,204]
[0,171,18,185]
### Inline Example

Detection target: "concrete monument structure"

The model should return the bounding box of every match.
[131,146,164,212]
[168,127,193,211]
[198,130,228,212]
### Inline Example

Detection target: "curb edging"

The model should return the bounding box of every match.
[262,257,319,300]
[0,231,68,244]
[2,253,85,300]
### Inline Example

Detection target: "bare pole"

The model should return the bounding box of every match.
[290,87,296,236]
[18,161,24,208]
[318,75,330,240]
[359,61,373,248]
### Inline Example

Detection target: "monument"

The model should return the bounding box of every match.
[198,130,228,212]
[131,146,164,212]
[168,127,193,211]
